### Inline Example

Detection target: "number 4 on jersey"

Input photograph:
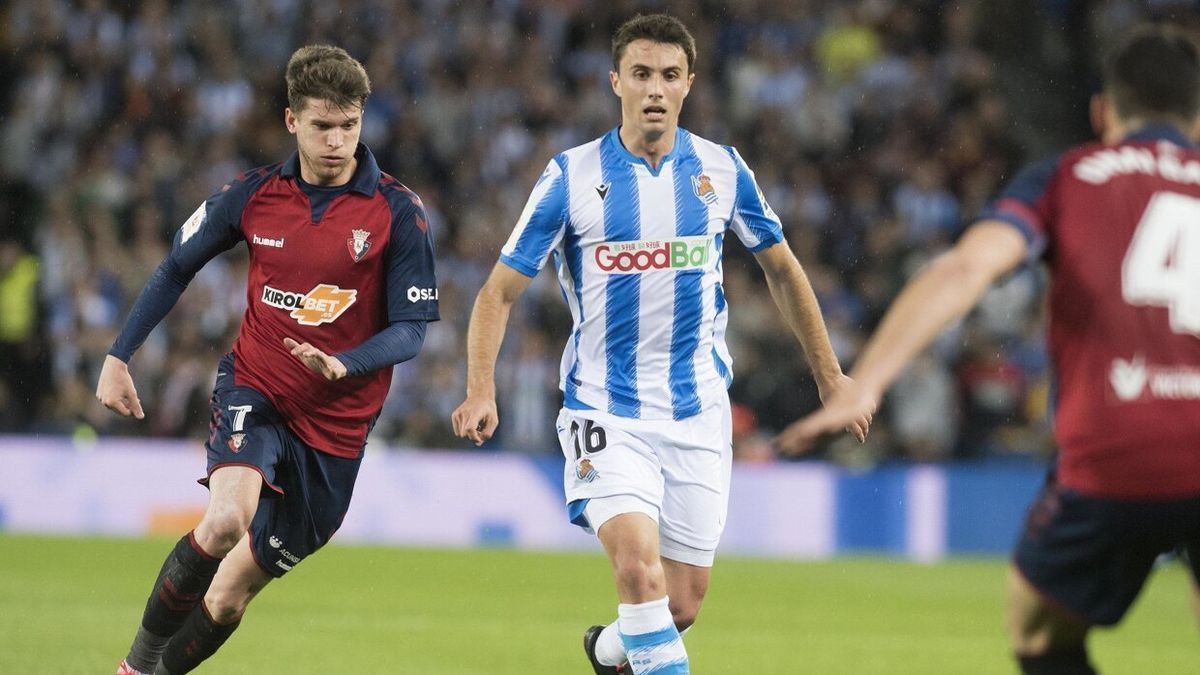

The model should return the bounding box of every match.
[1122,191,1200,336]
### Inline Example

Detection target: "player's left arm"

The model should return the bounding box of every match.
[754,241,869,442]
[286,190,439,381]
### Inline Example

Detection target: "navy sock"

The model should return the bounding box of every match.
[126,533,222,671]
[157,603,240,675]
[1018,648,1097,675]
[141,533,223,635]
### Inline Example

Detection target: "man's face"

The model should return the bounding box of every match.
[610,39,694,139]
[285,98,362,186]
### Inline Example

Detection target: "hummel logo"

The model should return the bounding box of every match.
[252,233,284,249]
[596,183,610,200]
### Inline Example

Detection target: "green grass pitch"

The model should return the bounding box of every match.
[0,535,1194,673]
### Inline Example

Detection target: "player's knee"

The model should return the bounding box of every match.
[611,554,665,601]
[198,507,253,555]
[203,590,249,625]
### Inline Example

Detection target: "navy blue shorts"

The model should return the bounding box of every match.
[1014,470,1200,626]
[203,353,363,577]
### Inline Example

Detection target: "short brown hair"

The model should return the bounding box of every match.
[612,14,696,73]
[285,45,371,113]
[1104,25,1200,124]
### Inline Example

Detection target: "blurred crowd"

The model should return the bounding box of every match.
[1,0,1195,465]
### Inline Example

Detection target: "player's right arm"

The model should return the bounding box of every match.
[775,220,1028,452]
[96,177,251,418]
[452,155,568,446]
[451,263,535,446]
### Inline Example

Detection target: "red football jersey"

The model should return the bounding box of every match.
[984,126,1200,498]
[113,145,439,458]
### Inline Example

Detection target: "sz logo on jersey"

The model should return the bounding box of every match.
[262,284,358,326]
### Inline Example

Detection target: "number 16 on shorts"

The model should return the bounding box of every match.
[570,418,606,482]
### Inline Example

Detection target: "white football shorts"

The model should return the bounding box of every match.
[556,397,732,567]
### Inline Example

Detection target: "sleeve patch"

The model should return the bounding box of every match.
[180,202,207,244]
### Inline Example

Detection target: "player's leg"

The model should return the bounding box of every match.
[587,557,706,674]
[656,396,731,633]
[152,433,363,674]
[558,409,686,673]
[155,533,272,675]
[662,559,709,632]
[1007,566,1094,674]
[1009,476,1174,675]
[597,510,689,675]
[118,360,282,675]
[120,466,263,674]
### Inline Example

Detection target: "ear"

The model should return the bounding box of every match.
[284,108,298,134]
[683,71,696,99]
[610,70,621,97]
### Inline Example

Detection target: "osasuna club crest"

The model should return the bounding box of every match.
[228,432,246,453]
[347,228,372,262]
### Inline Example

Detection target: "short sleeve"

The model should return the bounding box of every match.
[499,155,570,276]
[975,156,1061,262]
[725,147,785,252]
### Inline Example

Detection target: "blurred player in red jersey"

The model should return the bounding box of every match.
[96,45,438,674]
[777,25,1200,675]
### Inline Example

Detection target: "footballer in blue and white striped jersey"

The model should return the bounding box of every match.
[499,126,783,421]
[454,15,869,675]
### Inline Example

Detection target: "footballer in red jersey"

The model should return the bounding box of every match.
[777,26,1200,675]
[97,46,437,675]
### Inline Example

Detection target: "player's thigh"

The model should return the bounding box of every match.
[204,466,266,523]
[557,408,665,531]
[657,400,732,565]
[1013,478,1173,629]
[203,353,289,498]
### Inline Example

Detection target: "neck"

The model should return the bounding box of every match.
[1106,116,1192,145]
[619,124,676,169]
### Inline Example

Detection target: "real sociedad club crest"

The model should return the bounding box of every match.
[347,228,371,263]
[691,174,718,205]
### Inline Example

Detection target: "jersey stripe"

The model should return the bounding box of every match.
[556,155,588,407]
[669,132,708,418]
[600,133,642,417]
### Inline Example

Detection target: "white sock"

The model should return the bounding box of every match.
[599,616,692,665]
[617,596,689,674]
[595,622,626,666]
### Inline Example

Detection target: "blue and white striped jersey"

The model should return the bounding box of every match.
[500,127,784,420]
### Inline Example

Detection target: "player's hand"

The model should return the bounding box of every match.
[96,354,145,419]
[777,375,876,453]
[451,396,498,447]
[283,337,348,381]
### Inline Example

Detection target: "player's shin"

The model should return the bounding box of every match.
[124,532,223,672]
[155,602,240,675]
